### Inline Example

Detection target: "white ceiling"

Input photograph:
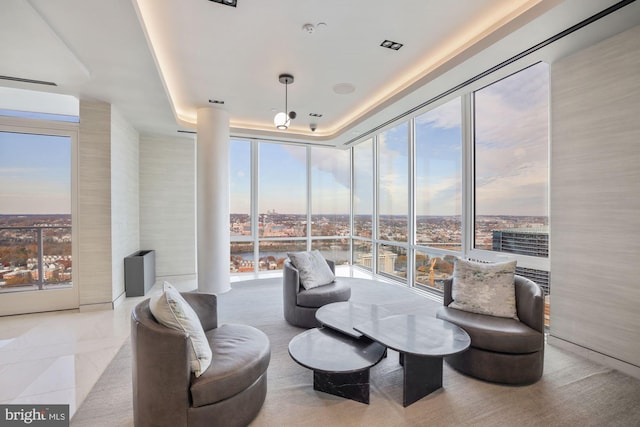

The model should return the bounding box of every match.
[1,0,639,147]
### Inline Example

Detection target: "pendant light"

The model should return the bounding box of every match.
[274,74,296,130]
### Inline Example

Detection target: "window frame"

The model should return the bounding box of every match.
[228,60,550,285]
[466,62,551,273]
[0,115,80,314]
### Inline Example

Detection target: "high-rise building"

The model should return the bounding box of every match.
[492,228,549,258]
[492,228,550,295]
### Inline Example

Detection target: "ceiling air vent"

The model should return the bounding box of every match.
[0,75,57,86]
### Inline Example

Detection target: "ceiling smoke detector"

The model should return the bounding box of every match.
[208,0,237,7]
[302,22,327,34]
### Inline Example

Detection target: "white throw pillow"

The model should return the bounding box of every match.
[449,258,519,319]
[149,282,212,377]
[287,250,336,290]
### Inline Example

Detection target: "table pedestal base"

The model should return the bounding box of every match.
[313,370,370,404]
[403,354,443,407]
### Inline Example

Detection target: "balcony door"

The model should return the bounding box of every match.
[0,122,79,315]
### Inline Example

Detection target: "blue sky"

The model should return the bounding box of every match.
[4,64,547,218]
[230,141,351,215]
[0,131,71,215]
[415,97,462,216]
[333,63,549,217]
[474,62,549,216]
[230,61,548,217]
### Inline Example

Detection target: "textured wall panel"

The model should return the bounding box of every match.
[550,26,640,367]
[110,107,140,301]
[78,100,112,305]
[139,135,196,277]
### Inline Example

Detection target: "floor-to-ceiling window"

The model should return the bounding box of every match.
[0,89,79,315]
[257,142,307,270]
[0,132,72,291]
[473,63,549,253]
[377,123,409,280]
[414,97,462,291]
[352,139,373,270]
[230,141,351,274]
[229,138,254,273]
[472,62,550,324]
[310,146,350,264]
[228,63,550,315]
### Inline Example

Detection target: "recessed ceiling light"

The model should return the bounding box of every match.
[208,99,225,104]
[209,0,237,7]
[333,83,355,95]
[380,39,403,50]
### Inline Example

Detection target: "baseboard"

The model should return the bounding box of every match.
[79,302,113,312]
[156,273,197,282]
[548,335,640,380]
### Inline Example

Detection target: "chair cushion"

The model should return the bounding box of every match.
[149,282,212,377]
[190,323,270,407]
[287,250,336,289]
[450,258,519,319]
[296,280,351,308]
[437,306,543,354]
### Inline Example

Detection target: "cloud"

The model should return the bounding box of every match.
[416,97,461,129]
[474,63,549,216]
[311,148,351,189]
[416,173,461,216]
[475,64,548,150]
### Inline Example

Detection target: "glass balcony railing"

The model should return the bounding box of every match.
[0,226,72,293]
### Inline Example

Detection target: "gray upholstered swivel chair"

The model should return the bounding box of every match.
[131,292,271,427]
[436,275,545,385]
[283,259,351,328]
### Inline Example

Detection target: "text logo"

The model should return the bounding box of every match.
[0,405,68,426]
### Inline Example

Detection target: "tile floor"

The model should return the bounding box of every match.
[0,267,378,417]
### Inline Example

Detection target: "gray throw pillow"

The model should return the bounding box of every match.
[287,250,335,290]
[149,282,212,377]
[449,258,519,319]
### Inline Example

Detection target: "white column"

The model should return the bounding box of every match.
[196,107,230,294]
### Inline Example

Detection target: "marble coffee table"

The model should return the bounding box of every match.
[315,301,393,338]
[288,327,386,404]
[354,314,470,406]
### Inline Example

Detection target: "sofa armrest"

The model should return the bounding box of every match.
[442,277,454,306]
[515,275,544,333]
[283,259,301,299]
[182,292,218,331]
[326,259,336,275]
